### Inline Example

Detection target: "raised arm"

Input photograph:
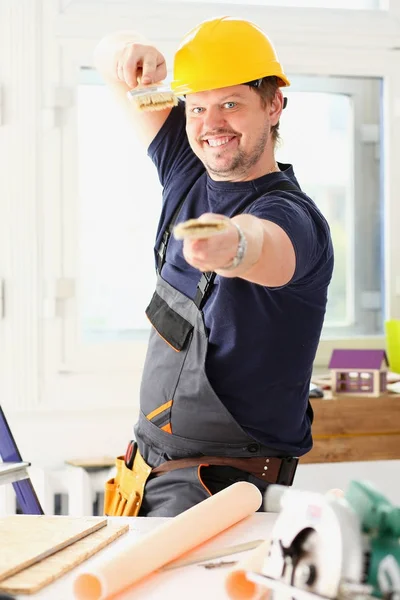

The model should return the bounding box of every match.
[93,31,173,148]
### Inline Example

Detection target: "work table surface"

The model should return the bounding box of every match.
[19,512,276,600]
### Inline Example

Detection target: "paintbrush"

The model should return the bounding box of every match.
[173,218,230,240]
[127,83,178,112]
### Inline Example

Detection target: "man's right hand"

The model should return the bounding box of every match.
[93,31,173,147]
[116,42,167,89]
[94,32,167,89]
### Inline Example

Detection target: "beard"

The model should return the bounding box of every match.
[203,124,270,180]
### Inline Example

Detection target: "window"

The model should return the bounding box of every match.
[336,371,374,392]
[77,69,161,343]
[277,76,383,338]
[380,372,387,391]
[360,372,372,379]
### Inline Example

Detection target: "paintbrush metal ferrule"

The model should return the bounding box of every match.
[127,85,173,99]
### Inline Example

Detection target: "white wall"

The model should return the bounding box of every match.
[0,0,400,500]
[294,460,400,505]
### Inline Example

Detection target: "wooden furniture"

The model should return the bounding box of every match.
[302,393,400,464]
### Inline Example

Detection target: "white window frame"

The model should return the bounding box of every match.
[38,0,400,411]
[280,75,382,337]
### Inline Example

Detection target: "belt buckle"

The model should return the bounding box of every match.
[276,457,298,486]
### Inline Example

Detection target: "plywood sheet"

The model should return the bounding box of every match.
[0,515,107,582]
[0,522,128,595]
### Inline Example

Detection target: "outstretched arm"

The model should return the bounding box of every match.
[182,213,296,287]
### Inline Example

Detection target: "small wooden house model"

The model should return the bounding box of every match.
[329,349,388,397]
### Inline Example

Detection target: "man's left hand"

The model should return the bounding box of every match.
[182,213,239,272]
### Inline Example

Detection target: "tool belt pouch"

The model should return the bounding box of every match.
[104,446,152,517]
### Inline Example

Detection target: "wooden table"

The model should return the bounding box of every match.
[302,393,400,464]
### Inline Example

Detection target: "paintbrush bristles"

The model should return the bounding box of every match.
[133,92,178,112]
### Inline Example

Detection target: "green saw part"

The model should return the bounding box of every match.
[368,537,400,598]
[345,480,400,598]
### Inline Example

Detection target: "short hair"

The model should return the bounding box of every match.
[249,76,281,145]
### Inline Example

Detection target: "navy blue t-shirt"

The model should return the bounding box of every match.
[147,102,334,456]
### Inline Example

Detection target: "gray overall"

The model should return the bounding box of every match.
[134,180,300,517]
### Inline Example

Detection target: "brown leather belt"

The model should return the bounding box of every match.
[152,455,298,486]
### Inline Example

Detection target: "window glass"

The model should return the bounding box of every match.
[77,74,161,342]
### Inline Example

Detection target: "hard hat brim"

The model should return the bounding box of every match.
[171,73,290,96]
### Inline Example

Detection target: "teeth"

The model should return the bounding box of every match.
[207,137,231,147]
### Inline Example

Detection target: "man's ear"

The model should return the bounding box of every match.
[269,89,284,126]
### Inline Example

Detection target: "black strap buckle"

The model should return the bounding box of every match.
[276,456,298,486]
[157,230,170,272]
[194,271,216,309]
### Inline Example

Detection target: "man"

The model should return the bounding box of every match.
[95,16,334,517]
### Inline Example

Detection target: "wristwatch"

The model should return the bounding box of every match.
[220,221,247,271]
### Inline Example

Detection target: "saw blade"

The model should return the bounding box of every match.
[291,530,327,594]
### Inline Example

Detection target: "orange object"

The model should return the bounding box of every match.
[73,481,262,600]
[225,539,270,599]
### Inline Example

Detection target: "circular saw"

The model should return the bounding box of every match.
[247,481,400,600]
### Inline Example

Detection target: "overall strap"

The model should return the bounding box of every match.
[157,195,188,273]
[193,179,300,310]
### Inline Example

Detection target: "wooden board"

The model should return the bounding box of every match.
[302,394,400,463]
[0,516,107,582]
[0,522,128,595]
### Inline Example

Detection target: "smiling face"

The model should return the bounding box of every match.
[185,84,283,182]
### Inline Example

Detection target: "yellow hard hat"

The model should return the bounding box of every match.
[171,16,290,95]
